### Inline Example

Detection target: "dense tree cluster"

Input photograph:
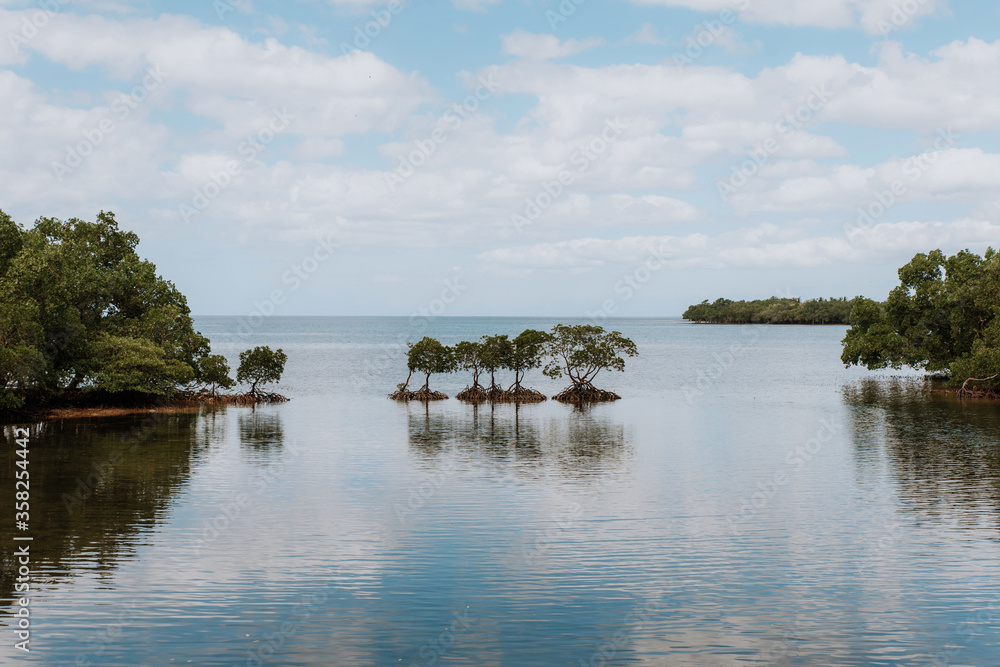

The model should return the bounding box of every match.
[683,297,852,324]
[0,211,283,410]
[842,248,1000,394]
[392,325,638,403]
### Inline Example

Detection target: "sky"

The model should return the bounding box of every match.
[1,0,999,317]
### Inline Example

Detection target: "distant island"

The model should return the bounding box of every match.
[683,297,852,324]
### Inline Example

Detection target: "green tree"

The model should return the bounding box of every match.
[237,346,288,395]
[841,248,1000,391]
[543,324,638,398]
[0,210,211,406]
[453,340,485,390]
[91,335,196,395]
[406,337,455,392]
[507,329,551,391]
[198,354,235,396]
[479,334,512,392]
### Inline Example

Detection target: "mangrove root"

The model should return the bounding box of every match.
[552,385,621,403]
[958,374,1000,398]
[176,390,289,405]
[390,387,449,402]
[506,386,547,403]
[456,385,490,403]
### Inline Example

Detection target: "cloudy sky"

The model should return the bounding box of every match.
[1,0,998,317]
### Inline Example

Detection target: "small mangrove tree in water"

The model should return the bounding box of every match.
[453,340,488,402]
[391,325,638,403]
[392,337,454,401]
[543,324,638,403]
[505,329,551,402]
[236,346,289,404]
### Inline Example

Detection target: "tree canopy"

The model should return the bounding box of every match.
[392,325,639,403]
[0,210,214,408]
[683,297,852,324]
[237,346,288,395]
[543,324,638,401]
[841,248,1000,392]
[406,337,454,392]
[507,329,551,392]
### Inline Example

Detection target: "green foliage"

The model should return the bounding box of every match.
[0,209,212,406]
[841,248,1000,390]
[91,335,196,395]
[237,346,288,395]
[479,334,513,390]
[508,329,552,390]
[683,297,852,324]
[406,337,455,391]
[198,354,235,396]
[543,324,638,388]
[452,340,484,388]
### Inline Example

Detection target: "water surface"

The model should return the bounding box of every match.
[2,318,998,665]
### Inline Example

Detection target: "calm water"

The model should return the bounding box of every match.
[2,317,999,666]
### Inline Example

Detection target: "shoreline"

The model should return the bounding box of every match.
[685,321,849,326]
[1,392,288,426]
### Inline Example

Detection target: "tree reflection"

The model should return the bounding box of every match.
[0,409,218,617]
[406,403,630,478]
[843,379,1000,530]
[238,408,285,457]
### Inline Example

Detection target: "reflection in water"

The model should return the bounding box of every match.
[238,408,285,457]
[843,379,1000,531]
[0,410,215,617]
[406,403,630,479]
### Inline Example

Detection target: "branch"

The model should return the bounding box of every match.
[959,374,998,395]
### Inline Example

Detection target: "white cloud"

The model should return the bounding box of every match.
[623,23,667,46]
[451,0,501,11]
[501,30,605,60]
[628,0,949,33]
[477,219,1000,273]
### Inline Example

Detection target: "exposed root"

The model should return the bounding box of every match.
[506,386,547,403]
[456,385,490,403]
[176,390,289,405]
[552,384,621,403]
[390,387,449,402]
[959,374,999,398]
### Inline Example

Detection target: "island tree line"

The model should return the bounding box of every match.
[391,324,638,404]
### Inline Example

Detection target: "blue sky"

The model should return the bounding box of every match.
[1,0,999,316]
